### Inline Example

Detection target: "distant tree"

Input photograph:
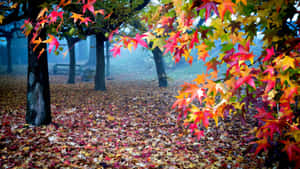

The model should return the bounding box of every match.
[65,36,80,84]
[80,0,150,90]
[0,23,22,73]
[86,36,96,66]
[59,0,150,90]
[124,18,168,87]
[105,41,111,78]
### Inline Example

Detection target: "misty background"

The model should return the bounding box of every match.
[0,25,264,83]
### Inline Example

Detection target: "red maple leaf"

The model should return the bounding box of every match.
[190,31,199,49]
[194,130,205,140]
[251,137,270,155]
[265,79,275,92]
[80,17,92,26]
[262,47,275,62]
[261,120,282,140]
[48,10,64,23]
[205,58,220,72]
[44,34,59,53]
[104,12,113,19]
[163,42,177,55]
[189,123,198,133]
[253,108,274,121]
[280,140,300,161]
[174,47,185,63]
[134,33,148,48]
[235,75,256,89]
[110,44,122,57]
[233,41,254,61]
[83,0,96,15]
[108,28,119,41]
[196,1,219,21]
[194,110,212,128]
[263,65,275,76]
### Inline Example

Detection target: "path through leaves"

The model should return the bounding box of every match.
[0,75,266,168]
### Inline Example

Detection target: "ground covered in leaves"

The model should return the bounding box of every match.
[0,75,267,168]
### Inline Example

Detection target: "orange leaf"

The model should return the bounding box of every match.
[218,0,235,20]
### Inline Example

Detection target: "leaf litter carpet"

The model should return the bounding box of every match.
[0,75,266,168]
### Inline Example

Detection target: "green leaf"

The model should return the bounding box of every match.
[54,51,59,56]
[221,43,234,52]
[161,0,172,3]
[69,28,75,35]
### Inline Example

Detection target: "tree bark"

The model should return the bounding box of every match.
[95,33,106,91]
[105,41,111,78]
[66,37,76,84]
[152,46,168,87]
[7,37,12,73]
[26,0,51,126]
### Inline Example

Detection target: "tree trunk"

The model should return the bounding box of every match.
[7,37,12,73]
[86,35,96,66]
[152,46,168,87]
[66,37,76,84]
[95,34,106,91]
[105,41,111,78]
[26,0,51,126]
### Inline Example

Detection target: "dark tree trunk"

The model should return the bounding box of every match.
[7,37,12,73]
[152,46,168,87]
[26,1,51,126]
[86,35,96,66]
[95,34,106,91]
[66,37,76,84]
[105,41,111,78]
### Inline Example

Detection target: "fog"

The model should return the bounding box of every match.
[0,32,263,83]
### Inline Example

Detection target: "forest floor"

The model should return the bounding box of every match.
[0,75,268,168]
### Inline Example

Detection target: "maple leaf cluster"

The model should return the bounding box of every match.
[136,0,300,167]
[19,0,106,57]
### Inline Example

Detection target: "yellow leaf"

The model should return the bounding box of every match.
[182,48,193,63]
[0,15,4,24]
[236,0,247,5]
[128,43,133,52]
[195,43,209,61]
[190,104,200,113]
[23,147,30,151]
[193,74,207,85]
[37,8,48,20]
[10,3,18,9]
[70,12,83,23]
[232,102,245,111]
[152,38,165,50]
[287,129,300,142]
[279,56,295,70]
[154,28,165,36]
[107,115,115,121]
[213,115,218,127]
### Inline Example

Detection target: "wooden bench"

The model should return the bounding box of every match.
[53,64,83,75]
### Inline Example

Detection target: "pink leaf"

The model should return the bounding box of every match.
[135,33,148,48]
[262,47,275,62]
[83,0,96,15]
[109,29,118,41]
[197,2,219,21]
[110,44,122,57]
